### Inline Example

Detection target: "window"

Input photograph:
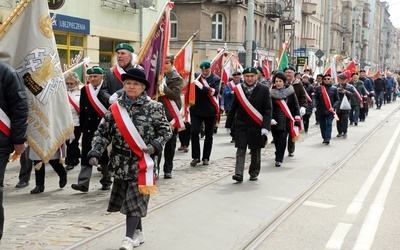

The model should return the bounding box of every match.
[212,13,224,40]
[54,32,84,69]
[341,36,346,51]
[99,40,130,70]
[170,12,178,40]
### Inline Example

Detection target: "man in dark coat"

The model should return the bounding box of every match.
[157,55,183,179]
[0,62,28,240]
[189,60,221,167]
[98,43,139,108]
[226,67,272,182]
[373,74,387,109]
[71,66,111,192]
[335,73,355,138]
[313,74,340,145]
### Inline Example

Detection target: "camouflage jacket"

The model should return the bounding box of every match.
[88,92,172,180]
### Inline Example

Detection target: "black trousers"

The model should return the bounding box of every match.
[336,112,349,134]
[178,122,191,147]
[0,152,9,241]
[18,147,33,182]
[272,129,289,163]
[159,128,177,174]
[65,126,81,166]
[303,114,311,133]
[33,160,67,187]
[190,114,216,161]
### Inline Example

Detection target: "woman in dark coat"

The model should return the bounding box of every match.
[270,72,300,167]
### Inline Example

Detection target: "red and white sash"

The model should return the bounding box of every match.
[321,85,339,120]
[67,92,80,113]
[233,84,263,126]
[86,84,107,117]
[112,65,124,85]
[199,77,220,117]
[162,96,185,130]
[111,102,156,194]
[276,100,299,141]
[0,108,11,137]
[227,81,236,91]
[304,87,312,103]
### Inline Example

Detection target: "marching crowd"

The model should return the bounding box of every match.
[1,42,399,249]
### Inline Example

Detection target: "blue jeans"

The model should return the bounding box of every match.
[376,91,384,108]
[318,114,334,142]
[349,105,360,124]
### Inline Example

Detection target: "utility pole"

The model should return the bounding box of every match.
[326,0,332,60]
[245,0,254,67]
[352,7,358,59]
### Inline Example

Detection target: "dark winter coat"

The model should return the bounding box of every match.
[190,72,220,117]
[226,83,272,149]
[313,84,340,116]
[288,79,308,108]
[303,81,314,115]
[0,62,28,154]
[373,78,387,92]
[349,80,367,106]
[335,83,355,114]
[270,85,300,131]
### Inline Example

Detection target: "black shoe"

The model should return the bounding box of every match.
[190,159,200,167]
[232,174,243,183]
[288,152,294,157]
[65,165,75,171]
[249,176,258,181]
[337,133,342,137]
[15,181,29,188]
[101,185,111,191]
[202,159,209,165]
[71,184,88,192]
[324,141,330,145]
[355,123,358,126]
[164,173,172,179]
[342,133,347,138]
[59,175,67,188]
[350,122,353,125]
[30,186,44,194]
[275,162,282,167]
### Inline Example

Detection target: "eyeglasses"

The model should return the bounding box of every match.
[66,82,75,85]
[323,78,331,80]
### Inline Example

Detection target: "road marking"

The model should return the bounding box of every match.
[326,223,352,249]
[264,196,334,208]
[353,142,400,249]
[326,122,400,249]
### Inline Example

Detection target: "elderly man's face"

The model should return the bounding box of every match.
[117,49,133,68]
[285,70,294,82]
[244,73,257,85]
[201,68,211,78]
[88,74,103,88]
[232,75,242,83]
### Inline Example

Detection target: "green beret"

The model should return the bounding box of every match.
[283,65,296,72]
[86,66,104,75]
[199,60,211,69]
[115,43,134,53]
[242,67,258,75]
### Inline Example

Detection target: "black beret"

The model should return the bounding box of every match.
[283,65,296,72]
[232,71,242,76]
[242,67,258,74]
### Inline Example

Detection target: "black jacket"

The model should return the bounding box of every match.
[190,72,221,117]
[313,84,340,116]
[270,85,300,131]
[0,62,28,153]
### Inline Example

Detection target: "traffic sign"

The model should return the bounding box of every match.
[315,49,324,58]
[316,59,324,67]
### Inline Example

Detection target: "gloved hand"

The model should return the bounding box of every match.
[226,128,231,134]
[67,133,75,144]
[300,107,306,116]
[312,108,317,113]
[261,128,268,137]
[194,80,203,90]
[143,144,155,155]
[88,157,99,166]
[271,119,278,125]
[109,92,119,104]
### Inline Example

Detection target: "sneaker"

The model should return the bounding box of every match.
[288,152,294,157]
[190,159,200,167]
[275,162,282,167]
[132,229,145,247]
[336,133,342,137]
[119,237,134,250]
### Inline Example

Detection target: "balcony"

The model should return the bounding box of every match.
[342,0,352,9]
[301,38,317,48]
[302,2,317,15]
[331,22,343,33]
[264,2,282,18]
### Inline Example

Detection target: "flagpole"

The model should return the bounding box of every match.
[63,58,91,75]
[175,29,200,59]
[195,48,226,81]
[223,53,234,67]
[137,0,171,64]
[0,0,31,38]
[276,43,287,69]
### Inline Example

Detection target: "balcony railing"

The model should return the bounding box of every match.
[264,2,282,18]
[301,2,317,15]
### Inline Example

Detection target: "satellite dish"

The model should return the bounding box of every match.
[277,0,285,10]
[127,0,154,8]
[140,0,155,8]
